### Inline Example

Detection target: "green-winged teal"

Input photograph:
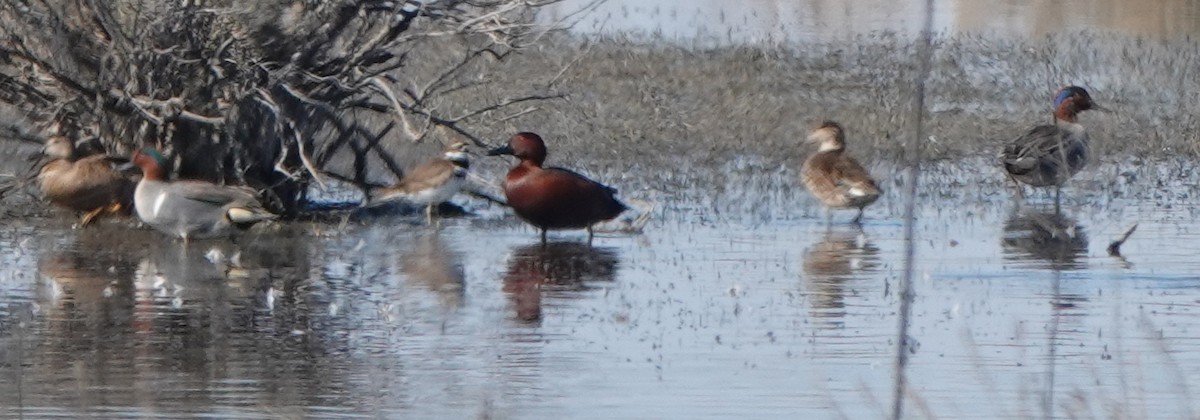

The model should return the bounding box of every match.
[130,148,277,241]
[1000,86,1106,200]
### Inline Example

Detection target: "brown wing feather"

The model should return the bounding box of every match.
[393,160,455,193]
[802,151,881,208]
[39,156,134,212]
[832,156,877,188]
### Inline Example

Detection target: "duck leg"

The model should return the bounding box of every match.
[587,226,595,245]
[851,208,864,224]
[425,204,434,225]
[79,206,109,227]
[540,228,548,244]
[1006,173,1025,200]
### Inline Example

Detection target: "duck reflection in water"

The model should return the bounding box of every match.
[31,229,246,381]
[130,236,306,331]
[801,226,881,327]
[37,243,139,331]
[31,236,144,400]
[501,242,620,324]
[1002,207,1089,271]
[27,233,351,410]
[400,232,466,310]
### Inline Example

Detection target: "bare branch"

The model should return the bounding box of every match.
[111,89,224,126]
[496,106,538,122]
[294,127,328,191]
[1,0,562,215]
[360,122,408,179]
[0,43,98,98]
[449,93,564,122]
[368,76,425,141]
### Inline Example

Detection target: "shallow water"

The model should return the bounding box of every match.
[2,155,1199,418]
[6,1,1200,419]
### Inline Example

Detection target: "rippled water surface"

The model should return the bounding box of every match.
[3,156,1199,419]
[5,1,1200,419]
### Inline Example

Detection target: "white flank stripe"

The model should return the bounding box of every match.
[152,193,168,217]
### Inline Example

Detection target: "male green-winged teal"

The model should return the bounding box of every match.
[368,141,470,223]
[37,135,135,226]
[130,148,278,241]
[801,121,883,223]
[1000,86,1107,200]
[487,132,627,243]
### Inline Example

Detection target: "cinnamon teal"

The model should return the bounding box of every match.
[369,141,470,224]
[130,148,278,241]
[487,132,627,243]
[801,121,883,223]
[37,135,135,226]
[1000,86,1107,202]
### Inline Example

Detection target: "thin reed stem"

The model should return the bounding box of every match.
[892,0,936,419]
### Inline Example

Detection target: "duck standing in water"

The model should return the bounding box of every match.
[487,132,627,243]
[999,86,1106,202]
[368,141,471,224]
[130,148,278,241]
[37,135,136,226]
[801,121,883,223]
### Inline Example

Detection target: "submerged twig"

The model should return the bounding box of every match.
[1107,223,1138,257]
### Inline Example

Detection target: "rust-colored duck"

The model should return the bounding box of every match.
[488,132,627,243]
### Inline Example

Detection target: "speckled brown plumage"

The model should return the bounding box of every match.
[37,136,135,226]
[801,121,881,222]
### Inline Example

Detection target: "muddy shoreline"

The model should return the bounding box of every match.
[7,31,1199,217]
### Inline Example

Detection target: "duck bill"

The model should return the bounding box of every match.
[115,161,138,172]
[486,145,514,156]
[805,132,829,145]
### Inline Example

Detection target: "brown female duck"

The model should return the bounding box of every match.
[37,136,135,226]
[801,121,882,223]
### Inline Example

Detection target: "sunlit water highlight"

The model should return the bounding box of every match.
[5,0,1200,418]
[3,156,1199,418]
